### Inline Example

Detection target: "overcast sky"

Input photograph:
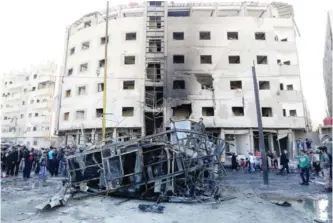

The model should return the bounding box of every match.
[0,0,332,129]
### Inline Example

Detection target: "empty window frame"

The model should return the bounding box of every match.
[97,83,104,92]
[80,63,88,72]
[149,1,162,6]
[65,89,71,97]
[227,32,238,40]
[84,21,91,28]
[99,59,105,68]
[232,107,244,116]
[173,80,185,89]
[259,81,270,90]
[148,16,162,29]
[35,113,38,117]
[289,109,297,116]
[70,47,75,55]
[30,99,34,104]
[126,32,137,40]
[229,55,240,64]
[173,55,184,64]
[123,81,135,90]
[33,126,37,131]
[25,76,29,81]
[202,107,214,116]
[76,110,85,119]
[262,107,273,117]
[122,107,134,117]
[199,31,211,40]
[33,74,37,79]
[230,81,242,90]
[255,32,266,40]
[124,56,135,65]
[81,41,90,50]
[20,114,24,118]
[101,36,109,45]
[148,39,162,52]
[68,68,73,76]
[257,55,268,64]
[33,141,38,146]
[63,112,69,121]
[36,99,40,103]
[286,84,293,90]
[282,109,286,117]
[168,11,190,17]
[280,83,284,90]
[173,32,184,40]
[283,61,291,65]
[96,108,103,117]
[78,86,86,95]
[200,55,212,64]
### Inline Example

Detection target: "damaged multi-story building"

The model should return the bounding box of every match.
[323,10,332,118]
[56,1,308,158]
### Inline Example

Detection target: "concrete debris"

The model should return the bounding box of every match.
[274,201,292,207]
[38,120,230,210]
[138,204,165,213]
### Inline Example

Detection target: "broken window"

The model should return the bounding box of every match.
[259,81,270,90]
[33,126,37,131]
[172,104,192,118]
[148,39,162,52]
[230,81,242,90]
[168,11,190,17]
[78,86,86,95]
[283,61,291,65]
[257,55,268,64]
[68,68,73,76]
[81,41,90,50]
[65,89,71,97]
[173,55,184,64]
[70,47,75,55]
[229,55,240,64]
[255,32,266,40]
[35,113,38,117]
[84,21,91,28]
[149,16,162,29]
[146,63,162,81]
[37,99,40,103]
[262,107,273,117]
[173,32,184,40]
[200,55,212,64]
[33,74,37,79]
[99,59,105,68]
[227,32,238,40]
[280,83,284,90]
[199,31,211,40]
[76,110,85,119]
[277,59,282,65]
[101,36,109,45]
[80,63,88,72]
[283,109,286,117]
[122,107,134,117]
[20,114,24,118]
[232,107,244,116]
[123,81,135,90]
[96,108,103,117]
[289,109,297,116]
[287,84,293,90]
[202,107,214,116]
[22,101,25,105]
[173,80,185,89]
[97,83,104,92]
[64,112,69,121]
[126,32,136,40]
[281,38,288,42]
[124,56,135,65]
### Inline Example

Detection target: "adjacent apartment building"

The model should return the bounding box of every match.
[1,62,57,148]
[57,1,307,158]
[323,10,333,117]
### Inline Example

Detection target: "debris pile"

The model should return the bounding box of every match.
[38,120,228,210]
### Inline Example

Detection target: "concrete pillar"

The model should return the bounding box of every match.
[76,130,80,145]
[268,133,274,152]
[91,129,95,143]
[249,128,254,153]
[239,3,246,16]
[220,128,225,139]
[287,129,295,159]
[113,128,117,139]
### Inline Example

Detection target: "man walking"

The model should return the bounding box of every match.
[278,150,289,175]
[299,150,310,185]
[319,146,332,192]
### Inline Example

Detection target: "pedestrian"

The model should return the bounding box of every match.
[319,146,332,192]
[231,153,238,171]
[298,149,310,185]
[35,149,42,175]
[278,150,289,175]
[39,152,47,181]
[57,148,66,176]
[247,152,255,172]
[48,147,55,176]
[23,148,34,180]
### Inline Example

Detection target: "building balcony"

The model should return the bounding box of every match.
[29,88,54,97]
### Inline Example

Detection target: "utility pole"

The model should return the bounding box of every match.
[251,61,268,185]
[102,1,109,142]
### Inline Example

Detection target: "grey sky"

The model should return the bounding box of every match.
[0,0,332,129]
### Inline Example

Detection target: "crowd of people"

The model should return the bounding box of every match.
[1,145,76,181]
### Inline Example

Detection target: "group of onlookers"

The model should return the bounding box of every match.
[1,145,76,180]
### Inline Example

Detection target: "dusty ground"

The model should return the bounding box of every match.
[1,170,332,223]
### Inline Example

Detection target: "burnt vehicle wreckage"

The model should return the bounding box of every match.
[38,120,233,210]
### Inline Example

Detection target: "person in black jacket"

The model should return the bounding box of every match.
[278,150,289,175]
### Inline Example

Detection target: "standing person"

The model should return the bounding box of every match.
[23,148,34,180]
[57,148,65,176]
[278,150,289,175]
[231,153,238,171]
[10,147,19,176]
[197,117,206,133]
[34,149,42,175]
[247,152,255,172]
[48,147,55,176]
[298,149,311,185]
[319,146,332,192]
[6,148,14,176]
[39,152,47,181]
[53,148,59,177]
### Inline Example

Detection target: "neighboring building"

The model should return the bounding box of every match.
[323,10,333,117]
[57,1,307,158]
[1,62,57,148]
